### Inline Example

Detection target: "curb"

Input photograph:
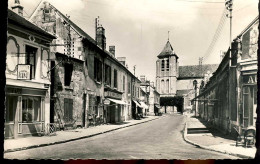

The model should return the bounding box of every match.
[5,115,166,153]
[182,122,254,159]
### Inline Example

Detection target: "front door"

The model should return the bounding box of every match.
[5,95,18,138]
[242,86,256,127]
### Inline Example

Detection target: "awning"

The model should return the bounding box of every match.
[155,105,161,109]
[133,100,142,107]
[107,98,127,105]
[140,102,149,109]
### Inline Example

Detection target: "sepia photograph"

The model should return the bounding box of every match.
[3,0,259,160]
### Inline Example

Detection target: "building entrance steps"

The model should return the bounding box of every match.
[183,115,256,159]
[4,115,166,153]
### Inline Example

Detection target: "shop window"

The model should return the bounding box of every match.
[94,57,102,82]
[22,97,41,123]
[114,69,118,88]
[64,63,73,86]
[254,85,257,105]
[64,98,73,122]
[104,64,111,86]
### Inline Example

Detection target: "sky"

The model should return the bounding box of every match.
[8,0,259,82]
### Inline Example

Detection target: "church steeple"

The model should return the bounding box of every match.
[157,40,178,59]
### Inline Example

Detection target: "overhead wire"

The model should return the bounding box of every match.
[202,8,227,61]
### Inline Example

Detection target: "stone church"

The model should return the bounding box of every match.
[156,40,218,113]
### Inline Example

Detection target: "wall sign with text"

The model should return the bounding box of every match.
[17,64,31,80]
[243,74,257,84]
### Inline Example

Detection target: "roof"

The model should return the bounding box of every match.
[157,41,178,58]
[8,9,56,39]
[29,1,140,81]
[176,89,192,96]
[178,64,218,79]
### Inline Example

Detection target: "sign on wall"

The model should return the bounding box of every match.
[104,90,122,99]
[243,74,257,84]
[17,64,31,80]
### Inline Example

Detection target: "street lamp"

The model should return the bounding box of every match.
[193,80,198,117]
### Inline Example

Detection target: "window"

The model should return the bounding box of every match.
[128,82,131,94]
[166,79,169,93]
[123,76,125,92]
[64,98,73,122]
[22,96,41,123]
[114,69,118,88]
[20,46,37,79]
[94,57,102,82]
[166,58,169,71]
[161,60,165,71]
[64,63,73,86]
[161,80,165,93]
[104,64,111,86]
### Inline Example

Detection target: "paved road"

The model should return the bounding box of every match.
[4,114,238,160]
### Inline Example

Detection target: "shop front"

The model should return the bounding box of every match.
[240,73,257,128]
[104,88,126,123]
[5,84,48,139]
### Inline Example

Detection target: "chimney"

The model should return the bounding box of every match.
[117,57,126,66]
[109,46,115,57]
[96,26,106,50]
[11,0,23,17]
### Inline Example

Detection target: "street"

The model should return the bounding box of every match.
[4,114,238,160]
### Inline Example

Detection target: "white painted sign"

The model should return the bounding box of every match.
[17,64,31,80]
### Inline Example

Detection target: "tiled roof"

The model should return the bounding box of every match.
[157,41,177,58]
[176,89,192,96]
[8,9,56,39]
[178,64,218,78]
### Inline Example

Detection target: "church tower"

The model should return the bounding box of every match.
[156,40,178,97]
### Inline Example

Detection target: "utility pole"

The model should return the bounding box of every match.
[225,0,233,135]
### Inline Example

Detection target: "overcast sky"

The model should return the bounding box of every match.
[8,0,259,82]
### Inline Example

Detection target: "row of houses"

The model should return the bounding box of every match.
[193,16,258,136]
[5,1,160,139]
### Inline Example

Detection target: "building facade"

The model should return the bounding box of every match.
[6,8,55,138]
[195,16,259,136]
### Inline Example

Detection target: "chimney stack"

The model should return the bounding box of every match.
[96,26,106,50]
[109,46,115,57]
[12,0,23,17]
[117,57,126,66]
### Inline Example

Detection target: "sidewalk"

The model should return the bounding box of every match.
[183,115,256,159]
[4,115,165,153]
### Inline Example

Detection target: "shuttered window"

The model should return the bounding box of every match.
[64,98,73,122]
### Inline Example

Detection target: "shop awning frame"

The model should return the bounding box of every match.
[107,98,127,105]
[140,102,149,109]
[133,100,142,107]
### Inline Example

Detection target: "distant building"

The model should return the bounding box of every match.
[155,40,218,113]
